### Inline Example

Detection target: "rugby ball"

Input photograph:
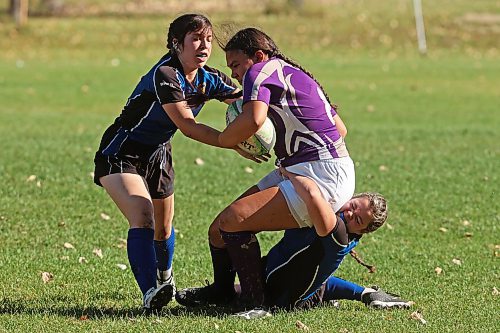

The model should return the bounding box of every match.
[225,99,276,156]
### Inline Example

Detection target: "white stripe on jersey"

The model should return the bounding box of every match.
[265,244,311,283]
[126,93,141,106]
[317,87,336,146]
[330,232,348,248]
[294,265,320,307]
[250,59,336,160]
[130,102,156,132]
[100,131,128,155]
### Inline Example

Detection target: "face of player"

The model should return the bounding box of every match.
[225,50,256,85]
[177,28,212,73]
[339,196,373,234]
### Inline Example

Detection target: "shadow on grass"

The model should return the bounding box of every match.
[0,298,236,319]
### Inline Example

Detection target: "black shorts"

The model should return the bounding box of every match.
[93,137,174,199]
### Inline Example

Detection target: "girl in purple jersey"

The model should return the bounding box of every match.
[175,28,356,314]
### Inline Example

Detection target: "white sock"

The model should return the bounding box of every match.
[361,287,377,297]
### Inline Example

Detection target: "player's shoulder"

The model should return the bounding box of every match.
[245,58,282,82]
[154,55,183,80]
[330,217,349,246]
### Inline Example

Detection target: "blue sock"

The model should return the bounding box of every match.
[323,276,364,301]
[127,228,157,295]
[154,225,175,272]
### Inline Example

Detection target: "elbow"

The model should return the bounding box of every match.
[339,127,347,138]
[316,228,331,237]
[316,221,336,237]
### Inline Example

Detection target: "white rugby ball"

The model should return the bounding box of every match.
[225,99,276,156]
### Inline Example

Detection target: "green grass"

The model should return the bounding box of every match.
[1,1,499,332]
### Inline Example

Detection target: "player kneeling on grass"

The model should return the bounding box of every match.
[176,169,411,318]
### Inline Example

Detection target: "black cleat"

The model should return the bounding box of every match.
[175,281,235,307]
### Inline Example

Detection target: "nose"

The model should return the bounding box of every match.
[231,70,237,79]
[345,210,353,220]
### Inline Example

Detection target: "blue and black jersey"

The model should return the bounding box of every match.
[99,53,239,155]
[264,218,361,309]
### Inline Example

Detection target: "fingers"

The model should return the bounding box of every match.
[233,147,271,164]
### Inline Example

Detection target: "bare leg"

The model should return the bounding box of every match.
[153,195,174,240]
[100,173,154,228]
[100,173,156,296]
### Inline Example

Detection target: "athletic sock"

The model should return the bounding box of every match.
[154,225,175,280]
[127,228,157,295]
[323,276,365,301]
[209,243,236,297]
[220,230,264,307]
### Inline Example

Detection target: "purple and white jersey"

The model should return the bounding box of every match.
[242,58,348,167]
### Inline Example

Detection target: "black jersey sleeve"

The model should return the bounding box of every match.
[324,216,349,247]
[154,66,185,104]
[205,66,241,101]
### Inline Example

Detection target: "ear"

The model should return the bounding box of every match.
[253,50,269,63]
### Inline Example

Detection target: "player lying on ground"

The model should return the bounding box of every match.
[176,177,411,318]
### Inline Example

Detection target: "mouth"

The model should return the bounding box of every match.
[196,52,208,61]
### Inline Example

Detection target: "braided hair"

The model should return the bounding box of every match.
[221,28,337,109]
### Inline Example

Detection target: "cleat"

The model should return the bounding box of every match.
[175,281,235,307]
[232,307,272,320]
[143,277,175,311]
[361,286,411,309]
[157,271,176,300]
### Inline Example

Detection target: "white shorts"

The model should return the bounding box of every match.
[257,157,355,228]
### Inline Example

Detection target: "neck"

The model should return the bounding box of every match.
[184,69,197,82]
[178,56,198,83]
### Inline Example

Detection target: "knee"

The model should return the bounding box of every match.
[155,225,172,240]
[130,209,154,229]
[217,204,244,232]
[208,220,224,247]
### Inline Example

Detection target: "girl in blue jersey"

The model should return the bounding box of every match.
[93,14,252,311]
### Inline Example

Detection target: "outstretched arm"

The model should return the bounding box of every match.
[163,101,223,147]
[281,168,337,236]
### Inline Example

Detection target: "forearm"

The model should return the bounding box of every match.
[306,195,337,237]
[288,176,337,236]
[182,122,224,148]
[219,100,268,148]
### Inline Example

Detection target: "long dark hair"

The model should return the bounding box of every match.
[166,14,212,51]
[221,28,335,107]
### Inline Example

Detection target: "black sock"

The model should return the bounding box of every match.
[220,230,264,307]
[209,243,236,298]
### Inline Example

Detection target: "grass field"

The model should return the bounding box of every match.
[1,1,499,332]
